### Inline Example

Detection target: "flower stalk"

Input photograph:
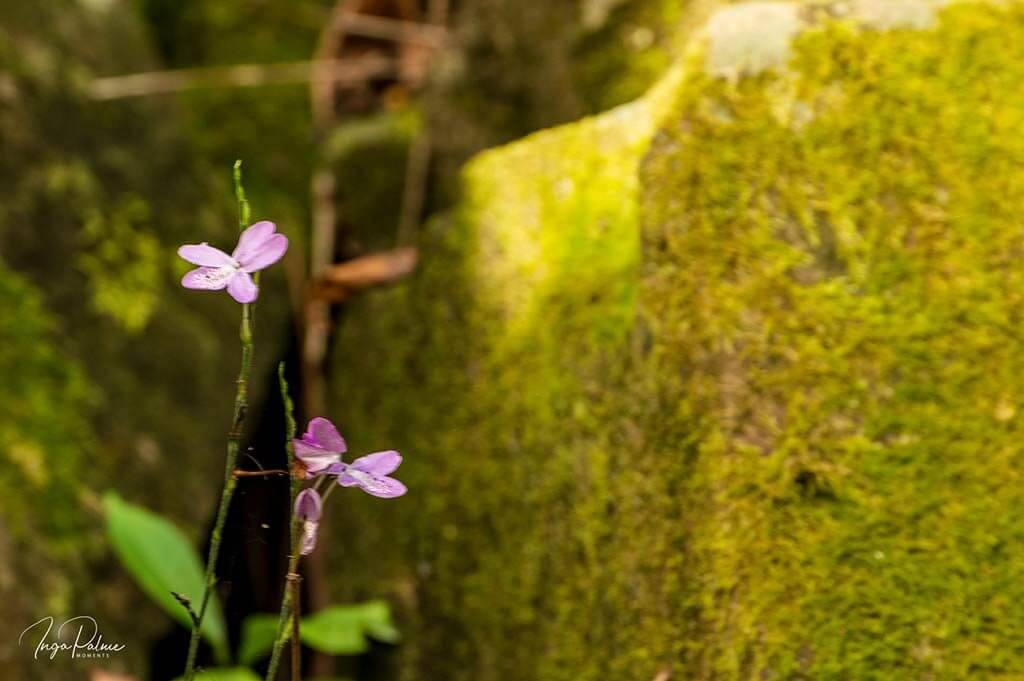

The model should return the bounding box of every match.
[174,160,403,681]
[183,161,258,680]
[263,407,407,680]
[265,363,303,681]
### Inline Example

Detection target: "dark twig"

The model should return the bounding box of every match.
[171,592,200,627]
[233,469,290,478]
[265,365,302,681]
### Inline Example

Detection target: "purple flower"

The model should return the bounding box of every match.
[294,417,347,478]
[294,488,323,556]
[178,220,288,303]
[292,416,407,498]
[328,451,407,499]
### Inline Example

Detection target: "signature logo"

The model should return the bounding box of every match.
[19,616,126,660]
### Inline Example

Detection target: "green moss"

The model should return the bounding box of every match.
[328,1,1024,679]
[642,2,1024,677]
[0,262,100,672]
[329,63,686,680]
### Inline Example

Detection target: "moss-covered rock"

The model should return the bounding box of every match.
[330,39,688,681]
[329,1,1024,679]
[0,262,102,677]
[643,2,1024,677]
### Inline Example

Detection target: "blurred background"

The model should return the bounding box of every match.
[7,0,1024,680]
[0,1,678,680]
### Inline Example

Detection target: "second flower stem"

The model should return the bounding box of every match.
[266,363,302,680]
[265,528,303,681]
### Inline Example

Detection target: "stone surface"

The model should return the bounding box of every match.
[328,1,1024,678]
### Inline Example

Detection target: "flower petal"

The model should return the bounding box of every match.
[178,243,234,267]
[238,234,288,272]
[300,520,319,555]
[232,221,277,263]
[322,462,349,475]
[294,488,323,521]
[338,470,407,498]
[182,266,234,290]
[358,475,407,498]
[350,450,402,476]
[227,271,258,303]
[294,440,341,474]
[307,417,347,453]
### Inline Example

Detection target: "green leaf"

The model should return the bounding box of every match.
[238,613,280,666]
[358,600,401,644]
[103,491,228,663]
[300,601,400,655]
[301,606,367,655]
[173,667,261,681]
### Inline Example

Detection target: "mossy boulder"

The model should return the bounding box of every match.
[0,263,101,677]
[330,1,1024,678]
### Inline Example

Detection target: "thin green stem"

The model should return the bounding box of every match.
[234,159,251,229]
[320,478,338,503]
[183,161,256,679]
[265,532,302,681]
[266,363,302,681]
[290,573,302,681]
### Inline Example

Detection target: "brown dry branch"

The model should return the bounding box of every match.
[232,469,290,478]
[340,12,446,46]
[89,57,396,100]
[310,247,418,302]
[396,0,450,245]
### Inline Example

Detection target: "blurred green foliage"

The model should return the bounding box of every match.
[134,0,328,235]
[0,1,294,675]
[172,668,260,681]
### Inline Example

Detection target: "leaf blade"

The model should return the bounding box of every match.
[103,491,228,663]
[238,613,280,666]
[299,601,400,654]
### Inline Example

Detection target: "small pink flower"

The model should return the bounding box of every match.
[292,416,407,499]
[178,221,288,303]
[293,417,347,477]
